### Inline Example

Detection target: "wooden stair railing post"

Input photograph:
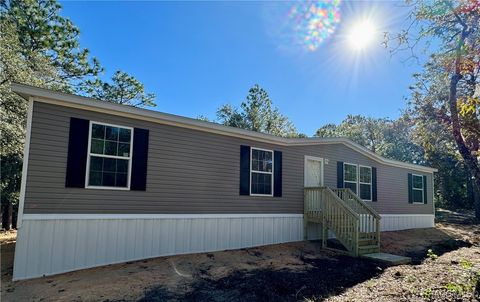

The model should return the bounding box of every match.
[303,189,308,240]
[376,216,380,248]
[354,219,359,256]
[321,188,327,248]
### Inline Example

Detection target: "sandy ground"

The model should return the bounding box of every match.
[327,215,480,302]
[1,211,479,302]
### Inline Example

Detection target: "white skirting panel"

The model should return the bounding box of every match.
[380,214,435,231]
[13,214,303,281]
[306,222,323,240]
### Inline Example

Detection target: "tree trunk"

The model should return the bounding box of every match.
[448,30,480,222]
[449,77,480,220]
[473,177,480,222]
[12,207,17,229]
[2,202,13,230]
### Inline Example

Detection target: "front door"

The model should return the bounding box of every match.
[304,156,324,187]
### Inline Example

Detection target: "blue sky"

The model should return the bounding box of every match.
[60,1,424,136]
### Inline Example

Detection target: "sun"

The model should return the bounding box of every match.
[347,19,377,51]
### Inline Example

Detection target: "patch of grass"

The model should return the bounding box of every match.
[469,271,480,293]
[426,249,438,260]
[421,288,433,299]
[460,259,473,269]
[365,280,375,291]
[441,270,480,299]
[445,282,464,295]
[404,275,416,283]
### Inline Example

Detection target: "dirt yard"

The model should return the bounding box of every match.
[1,210,479,302]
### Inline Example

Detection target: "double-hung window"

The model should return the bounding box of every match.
[359,166,372,201]
[344,163,372,201]
[250,148,273,196]
[343,163,358,194]
[86,122,133,189]
[412,174,424,203]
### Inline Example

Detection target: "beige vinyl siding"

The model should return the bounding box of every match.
[24,102,434,215]
[289,144,434,214]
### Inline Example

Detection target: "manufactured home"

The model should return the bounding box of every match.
[11,83,436,280]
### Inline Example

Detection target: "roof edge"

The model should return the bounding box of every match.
[11,83,437,173]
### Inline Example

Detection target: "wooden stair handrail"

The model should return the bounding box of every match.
[333,188,381,220]
[305,187,359,218]
[331,188,381,254]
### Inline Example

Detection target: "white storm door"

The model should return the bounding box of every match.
[304,156,324,187]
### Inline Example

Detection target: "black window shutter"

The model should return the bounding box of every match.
[337,161,344,188]
[408,173,413,203]
[239,145,251,195]
[130,128,149,191]
[65,117,90,188]
[423,175,428,204]
[274,150,282,197]
[372,167,377,202]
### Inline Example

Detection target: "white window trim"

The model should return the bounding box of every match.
[344,163,373,202]
[359,165,372,202]
[343,162,358,194]
[85,121,134,190]
[250,147,274,197]
[412,173,424,204]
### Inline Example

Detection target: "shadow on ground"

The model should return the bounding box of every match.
[1,242,15,280]
[406,235,472,264]
[381,226,474,265]
[137,223,477,302]
[137,254,387,302]
[435,208,477,225]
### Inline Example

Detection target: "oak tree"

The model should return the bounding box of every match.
[387,0,480,219]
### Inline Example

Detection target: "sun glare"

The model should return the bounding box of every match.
[347,19,376,51]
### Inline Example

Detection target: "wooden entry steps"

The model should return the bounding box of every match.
[304,187,381,257]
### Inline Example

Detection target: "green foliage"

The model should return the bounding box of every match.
[314,6,478,210]
[384,0,480,215]
[421,288,433,299]
[196,115,211,122]
[427,249,438,260]
[310,107,473,210]
[443,271,479,297]
[407,97,474,209]
[416,259,479,300]
[445,282,464,295]
[315,114,424,164]
[215,84,303,138]
[315,115,389,153]
[1,0,102,89]
[461,259,473,270]
[0,0,155,228]
[388,0,480,218]
[474,271,480,298]
[216,103,249,129]
[81,71,156,108]
[0,0,86,228]
[404,275,417,283]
